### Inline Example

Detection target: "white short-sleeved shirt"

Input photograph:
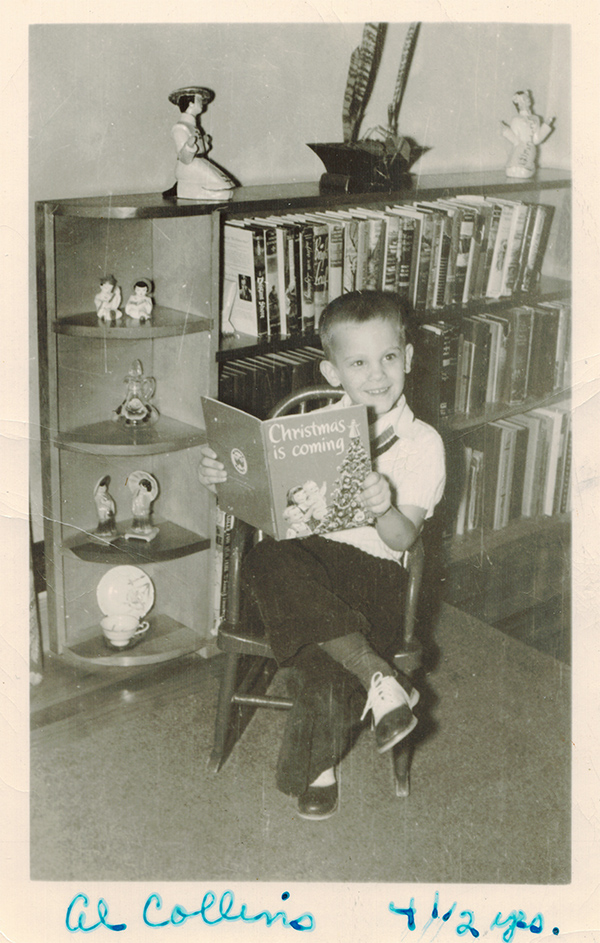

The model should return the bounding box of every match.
[318,393,446,563]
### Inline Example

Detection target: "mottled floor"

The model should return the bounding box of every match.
[30,603,570,884]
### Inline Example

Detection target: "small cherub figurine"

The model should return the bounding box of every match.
[165,85,237,201]
[502,90,554,179]
[125,470,159,542]
[95,275,122,320]
[125,279,153,320]
[93,475,118,538]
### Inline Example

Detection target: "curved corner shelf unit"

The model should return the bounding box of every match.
[63,615,204,669]
[37,170,572,666]
[54,417,206,455]
[64,519,210,564]
[53,307,212,338]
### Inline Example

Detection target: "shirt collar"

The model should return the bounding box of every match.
[338,393,414,437]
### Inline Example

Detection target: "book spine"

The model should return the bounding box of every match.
[553,304,570,391]
[520,205,553,292]
[382,214,400,291]
[508,424,529,522]
[396,219,415,300]
[414,215,433,311]
[493,427,515,529]
[252,228,269,338]
[481,204,502,297]
[263,227,281,336]
[434,214,452,308]
[218,512,235,630]
[454,209,473,305]
[513,204,536,293]
[503,306,534,404]
[299,224,315,332]
[486,205,514,298]
[501,204,529,296]
[425,214,442,310]
[354,218,369,290]
[364,218,385,290]
[559,426,572,514]
[312,226,329,328]
[455,444,473,537]
[343,218,358,293]
[327,222,344,302]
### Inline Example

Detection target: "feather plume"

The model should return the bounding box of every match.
[342,23,386,144]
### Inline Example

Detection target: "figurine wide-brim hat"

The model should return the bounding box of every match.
[168,86,215,107]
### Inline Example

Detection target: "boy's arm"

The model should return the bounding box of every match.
[375,503,426,553]
[361,471,426,552]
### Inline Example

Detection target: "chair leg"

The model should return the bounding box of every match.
[391,739,413,798]
[207,651,239,773]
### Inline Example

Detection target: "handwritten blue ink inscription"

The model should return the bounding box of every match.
[66,891,314,933]
[66,895,127,933]
[389,891,559,941]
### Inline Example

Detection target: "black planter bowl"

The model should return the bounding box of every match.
[307,140,429,193]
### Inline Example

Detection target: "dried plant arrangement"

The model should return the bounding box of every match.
[309,22,427,192]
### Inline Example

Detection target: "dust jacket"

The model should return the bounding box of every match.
[201,397,375,539]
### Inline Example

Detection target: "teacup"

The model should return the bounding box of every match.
[101,614,149,648]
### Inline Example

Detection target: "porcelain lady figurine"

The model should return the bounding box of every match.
[125,470,159,542]
[125,279,153,320]
[95,275,122,320]
[93,475,118,538]
[167,86,236,201]
[502,90,554,179]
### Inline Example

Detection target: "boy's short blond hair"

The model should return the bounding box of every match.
[318,290,409,361]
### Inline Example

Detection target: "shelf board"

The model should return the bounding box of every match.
[446,513,570,564]
[54,415,205,455]
[64,519,210,563]
[53,306,212,338]
[63,614,206,668]
[411,276,571,323]
[42,169,571,219]
[218,330,321,362]
[446,387,570,435]
[215,277,569,363]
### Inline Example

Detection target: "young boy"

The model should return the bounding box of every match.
[199,291,445,819]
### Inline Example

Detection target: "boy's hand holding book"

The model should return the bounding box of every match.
[198,444,227,493]
[361,471,393,518]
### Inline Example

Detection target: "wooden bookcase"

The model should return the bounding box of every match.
[36,169,571,667]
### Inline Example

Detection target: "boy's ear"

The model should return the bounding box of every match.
[319,359,342,387]
[404,343,414,374]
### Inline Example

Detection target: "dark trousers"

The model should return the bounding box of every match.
[241,536,407,795]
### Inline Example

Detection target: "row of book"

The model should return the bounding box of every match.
[219,346,325,419]
[221,195,554,339]
[454,398,571,536]
[412,299,571,425]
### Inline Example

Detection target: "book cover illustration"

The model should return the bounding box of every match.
[201,397,375,540]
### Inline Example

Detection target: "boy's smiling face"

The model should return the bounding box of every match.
[320,317,413,417]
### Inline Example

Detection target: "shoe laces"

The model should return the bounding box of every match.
[360,671,409,723]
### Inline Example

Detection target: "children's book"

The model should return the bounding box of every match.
[201,396,375,540]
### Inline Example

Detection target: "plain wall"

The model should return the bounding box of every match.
[29,22,571,538]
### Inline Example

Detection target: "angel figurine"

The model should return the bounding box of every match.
[165,86,237,201]
[502,90,554,179]
[95,275,122,320]
[125,279,153,321]
[125,470,159,542]
[93,475,118,538]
